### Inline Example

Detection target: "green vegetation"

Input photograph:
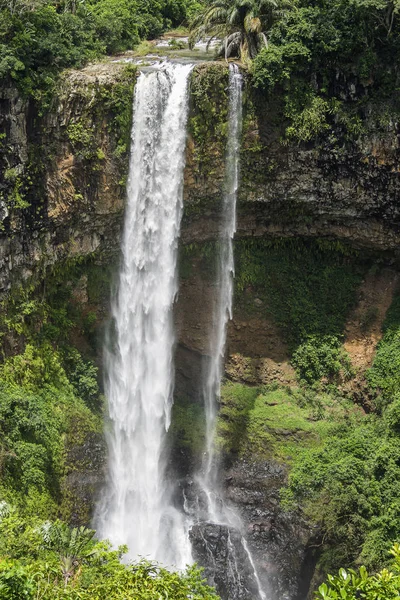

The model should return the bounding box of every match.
[0,0,203,99]
[189,63,230,179]
[170,396,206,456]
[58,63,137,180]
[212,281,400,579]
[234,238,366,348]
[218,375,400,576]
[207,257,400,585]
[292,335,353,385]
[316,544,400,600]
[282,414,400,571]
[217,382,356,461]
[0,256,107,521]
[0,344,100,519]
[274,287,400,574]
[251,0,400,141]
[188,0,400,143]
[0,505,219,599]
[367,293,400,407]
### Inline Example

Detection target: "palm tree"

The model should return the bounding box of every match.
[189,0,290,62]
[41,522,97,585]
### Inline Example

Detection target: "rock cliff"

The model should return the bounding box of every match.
[1,60,399,600]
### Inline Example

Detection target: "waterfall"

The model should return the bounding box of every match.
[195,63,267,600]
[95,63,193,569]
[199,63,243,521]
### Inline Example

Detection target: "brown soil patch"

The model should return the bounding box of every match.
[175,263,295,386]
[225,352,295,386]
[228,313,288,362]
[175,270,215,354]
[344,267,399,371]
[226,301,295,385]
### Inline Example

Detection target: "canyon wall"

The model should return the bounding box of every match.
[1,61,399,599]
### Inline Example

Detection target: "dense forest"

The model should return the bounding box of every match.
[1,0,400,599]
[1,0,399,121]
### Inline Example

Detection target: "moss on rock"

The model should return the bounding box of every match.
[234,238,369,349]
[217,382,356,462]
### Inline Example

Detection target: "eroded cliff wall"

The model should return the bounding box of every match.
[1,61,400,599]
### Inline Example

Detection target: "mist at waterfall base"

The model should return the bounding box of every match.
[95,63,192,569]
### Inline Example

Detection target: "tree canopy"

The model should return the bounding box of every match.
[0,0,203,97]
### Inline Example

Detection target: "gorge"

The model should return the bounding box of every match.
[1,25,400,600]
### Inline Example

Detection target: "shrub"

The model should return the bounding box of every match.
[0,560,35,600]
[292,335,353,384]
[284,419,400,572]
[316,544,400,600]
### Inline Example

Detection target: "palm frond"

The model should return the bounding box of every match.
[245,14,262,33]
[189,0,291,61]
[224,31,242,58]
[258,31,269,48]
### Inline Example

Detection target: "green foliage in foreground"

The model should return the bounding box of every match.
[316,544,400,600]
[0,505,219,599]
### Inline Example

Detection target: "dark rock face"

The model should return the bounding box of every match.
[225,458,318,600]
[190,522,264,600]
[181,463,316,600]
[0,64,131,297]
[1,63,400,600]
[61,431,107,526]
[183,70,400,255]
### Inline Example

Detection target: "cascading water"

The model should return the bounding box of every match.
[199,63,243,521]
[194,64,267,600]
[95,63,192,569]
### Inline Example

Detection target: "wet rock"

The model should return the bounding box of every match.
[190,522,264,600]
[225,458,319,600]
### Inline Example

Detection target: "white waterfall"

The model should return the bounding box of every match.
[95,63,193,568]
[197,63,267,600]
[199,64,243,521]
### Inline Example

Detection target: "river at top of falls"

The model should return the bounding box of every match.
[95,62,193,569]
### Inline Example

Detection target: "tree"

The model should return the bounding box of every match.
[316,544,400,600]
[189,0,291,62]
[0,0,44,17]
[41,522,96,585]
[350,0,400,37]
